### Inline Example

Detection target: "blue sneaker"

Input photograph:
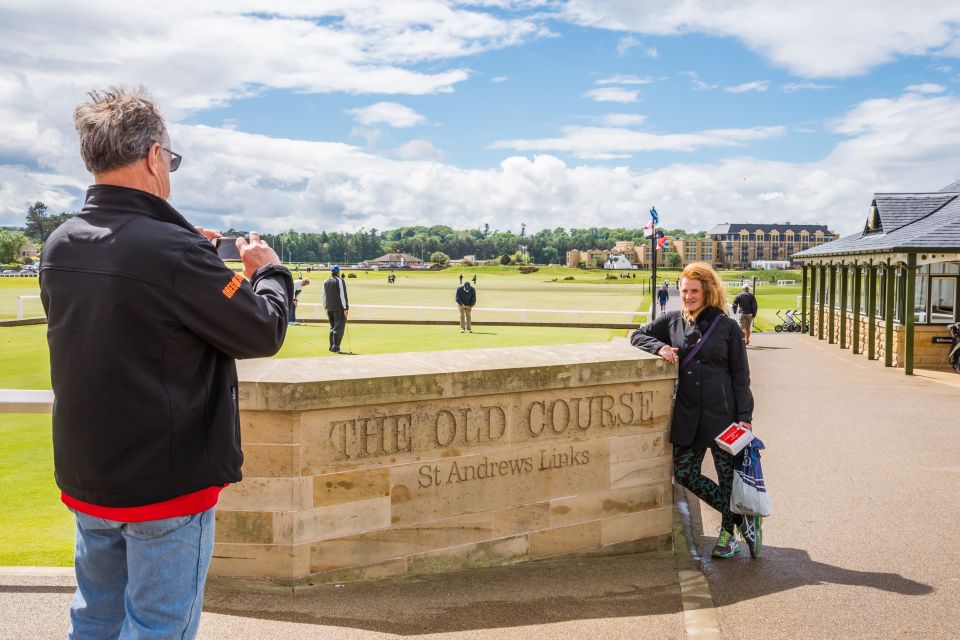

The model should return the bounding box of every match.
[738,515,763,558]
[711,529,740,558]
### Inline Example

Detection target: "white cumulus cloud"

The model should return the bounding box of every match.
[346,102,427,128]
[560,0,960,78]
[583,87,641,103]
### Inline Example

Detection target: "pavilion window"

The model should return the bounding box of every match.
[876,270,886,319]
[859,270,868,315]
[914,264,929,324]
[930,277,956,323]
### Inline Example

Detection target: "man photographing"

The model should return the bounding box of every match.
[40,87,293,639]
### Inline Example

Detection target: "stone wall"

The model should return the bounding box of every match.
[819,309,953,370]
[212,342,677,585]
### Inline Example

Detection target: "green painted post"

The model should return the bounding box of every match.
[828,265,836,344]
[904,254,916,375]
[809,264,817,336]
[852,263,861,354]
[884,261,895,367]
[839,264,848,348]
[867,266,877,360]
[801,265,808,335]
[818,265,826,339]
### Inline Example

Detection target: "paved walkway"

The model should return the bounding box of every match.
[3,327,960,639]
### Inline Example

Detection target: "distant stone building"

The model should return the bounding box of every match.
[566,240,656,269]
[675,223,839,268]
[358,252,424,269]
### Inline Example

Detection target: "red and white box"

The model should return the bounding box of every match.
[715,423,754,455]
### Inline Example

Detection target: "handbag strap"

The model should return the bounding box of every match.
[680,313,724,369]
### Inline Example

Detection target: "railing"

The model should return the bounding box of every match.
[16,295,42,319]
[295,303,647,324]
[0,389,54,413]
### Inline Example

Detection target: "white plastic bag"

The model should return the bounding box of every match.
[730,438,773,517]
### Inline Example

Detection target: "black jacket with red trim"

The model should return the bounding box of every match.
[40,185,293,508]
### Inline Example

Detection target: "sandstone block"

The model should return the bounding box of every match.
[406,535,529,575]
[548,483,663,528]
[216,511,274,544]
[273,496,391,545]
[218,477,313,512]
[610,454,672,490]
[313,468,390,507]
[212,542,310,578]
[599,507,673,546]
[310,511,492,572]
[389,440,610,526]
[529,521,602,558]
[241,444,302,478]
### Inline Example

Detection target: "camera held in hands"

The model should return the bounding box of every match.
[213,237,244,261]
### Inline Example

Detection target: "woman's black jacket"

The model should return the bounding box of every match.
[630,306,753,448]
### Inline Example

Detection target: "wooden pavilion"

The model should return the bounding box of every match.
[793,179,960,374]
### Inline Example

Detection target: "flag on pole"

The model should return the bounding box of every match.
[657,236,671,250]
[649,206,659,225]
[643,221,654,237]
[655,229,665,239]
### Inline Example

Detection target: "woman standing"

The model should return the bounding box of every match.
[631,262,762,558]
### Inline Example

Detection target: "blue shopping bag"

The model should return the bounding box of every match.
[730,437,773,517]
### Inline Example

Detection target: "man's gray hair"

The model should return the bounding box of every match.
[743,285,750,290]
[74,86,167,174]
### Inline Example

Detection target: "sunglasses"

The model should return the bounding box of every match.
[163,147,182,172]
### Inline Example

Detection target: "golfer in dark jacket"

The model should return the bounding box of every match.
[630,262,761,560]
[732,285,759,345]
[456,280,476,332]
[40,87,292,640]
[322,265,349,352]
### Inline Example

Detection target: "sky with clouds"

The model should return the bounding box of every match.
[2,1,960,236]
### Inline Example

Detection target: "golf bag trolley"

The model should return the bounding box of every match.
[949,322,960,374]
[774,309,806,332]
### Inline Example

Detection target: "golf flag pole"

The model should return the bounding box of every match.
[650,206,658,320]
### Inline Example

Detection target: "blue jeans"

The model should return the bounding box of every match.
[69,508,216,640]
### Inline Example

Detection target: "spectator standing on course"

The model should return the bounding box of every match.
[40,86,292,640]
[472,274,477,284]
[732,284,759,346]
[322,265,349,352]
[290,277,310,325]
[657,284,669,314]
[456,280,476,333]
[459,273,463,284]
[630,262,760,559]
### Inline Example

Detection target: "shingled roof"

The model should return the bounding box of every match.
[794,178,960,258]
[707,223,832,235]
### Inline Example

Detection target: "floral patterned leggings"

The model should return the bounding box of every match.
[673,444,743,535]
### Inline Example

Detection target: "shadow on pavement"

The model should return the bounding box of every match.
[684,490,934,604]
[204,552,684,635]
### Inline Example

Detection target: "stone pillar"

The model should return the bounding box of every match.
[212,343,677,585]
[904,254,916,375]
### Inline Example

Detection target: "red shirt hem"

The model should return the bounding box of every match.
[62,486,224,522]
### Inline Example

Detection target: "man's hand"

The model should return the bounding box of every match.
[739,421,753,431]
[344,309,349,318]
[658,345,679,363]
[237,232,280,279]
[196,226,221,242]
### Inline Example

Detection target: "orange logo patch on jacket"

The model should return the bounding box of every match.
[222,272,244,299]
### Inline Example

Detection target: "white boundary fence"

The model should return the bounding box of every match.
[297,303,646,324]
[16,295,42,319]
[14,297,647,325]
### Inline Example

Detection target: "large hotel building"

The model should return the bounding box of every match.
[675,223,839,268]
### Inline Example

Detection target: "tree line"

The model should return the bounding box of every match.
[5,201,702,265]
